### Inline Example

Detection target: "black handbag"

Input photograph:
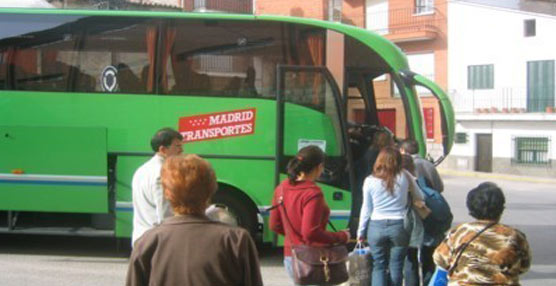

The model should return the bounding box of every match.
[270,186,349,285]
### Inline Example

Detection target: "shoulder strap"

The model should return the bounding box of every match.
[276,185,304,240]
[403,170,414,209]
[449,221,497,274]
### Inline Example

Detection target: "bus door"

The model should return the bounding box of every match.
[275,65,354,229]
[343,68,384,230]
[400,70,455,164]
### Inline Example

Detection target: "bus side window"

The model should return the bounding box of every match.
[0,14,83,92]
[77,17,151,94]
[166,19,291,98]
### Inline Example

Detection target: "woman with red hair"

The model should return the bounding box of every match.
[126,155,263,286]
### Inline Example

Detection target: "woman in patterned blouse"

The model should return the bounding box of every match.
[433,182,531,286]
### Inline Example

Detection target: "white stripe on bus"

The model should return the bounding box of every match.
[0,173,107,183]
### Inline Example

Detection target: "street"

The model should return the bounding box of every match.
[0,174,555,286]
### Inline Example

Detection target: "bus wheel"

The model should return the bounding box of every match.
[211,189,258,239]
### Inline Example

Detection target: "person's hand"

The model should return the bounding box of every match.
[357,236,366,243]
[342,230,351,243]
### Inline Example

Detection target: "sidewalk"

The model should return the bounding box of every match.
[438,168,556,184]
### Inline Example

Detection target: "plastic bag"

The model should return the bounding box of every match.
[347,242,372,286]
[427,266,448,286]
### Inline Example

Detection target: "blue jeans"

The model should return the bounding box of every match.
[367,219,409,286]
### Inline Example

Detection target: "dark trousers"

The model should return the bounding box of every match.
[420,245,436,286]
[404,245,437,286]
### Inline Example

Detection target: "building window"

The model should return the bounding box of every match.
[415,0,434,14]
[328,0,343,22]
[513,137,551,165]
[194,0,253,14]
[467,64,494,90]
[455,132,468,144]
[527,60,554,112]
[524,19,536,37]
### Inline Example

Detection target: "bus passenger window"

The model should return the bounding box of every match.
[165,20,326,99]
[0,14,86,92]
[78,17,151,94]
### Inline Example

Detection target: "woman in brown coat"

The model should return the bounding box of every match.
[433,182,531,286]
[126,154,263,286]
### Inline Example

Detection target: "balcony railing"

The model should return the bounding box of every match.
[450,87,556,114]
[85,0,253,13]
[190,0,252,14]
[363,7,443,42]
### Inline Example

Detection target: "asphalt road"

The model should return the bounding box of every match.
[0,174,554,286]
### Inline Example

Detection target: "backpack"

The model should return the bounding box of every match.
[416,176,453,245]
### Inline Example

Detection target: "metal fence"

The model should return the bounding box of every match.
[450,87,556,114]
[50,0,253,13]
[363,7,443,35]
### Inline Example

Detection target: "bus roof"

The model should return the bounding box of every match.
[0,8,409,71]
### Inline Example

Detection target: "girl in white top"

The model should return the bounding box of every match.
[356,147,425,286]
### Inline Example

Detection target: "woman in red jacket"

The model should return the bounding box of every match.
[270,145,350,285]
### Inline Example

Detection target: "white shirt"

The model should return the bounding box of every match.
[131,154,173,245]
[357,170,424,238]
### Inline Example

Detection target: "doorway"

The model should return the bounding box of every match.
[378,108,396,134]
[475,134,492,172]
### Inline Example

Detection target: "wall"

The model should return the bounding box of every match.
[442,117,556,176]
[445,1,556,177]
[256,0,326,19]
[448,1,556,111]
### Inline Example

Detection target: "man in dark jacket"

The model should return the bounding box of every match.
[400,139,446,286]
[400,139,443,192]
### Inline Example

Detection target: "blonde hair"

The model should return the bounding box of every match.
[161,154,217,215]
[373,147,402,194]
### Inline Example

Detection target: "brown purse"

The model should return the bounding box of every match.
[274,186,349,285]
[291,244,349,285]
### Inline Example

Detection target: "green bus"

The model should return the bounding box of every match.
[0,8,454,243]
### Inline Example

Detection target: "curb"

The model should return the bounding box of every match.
[438,168,556,184]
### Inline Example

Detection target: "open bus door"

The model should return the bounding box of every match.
[275,65,354,236]
[342,68,384,232]
[400,70,455,165]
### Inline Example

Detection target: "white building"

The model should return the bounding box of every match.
[442,0,556,177]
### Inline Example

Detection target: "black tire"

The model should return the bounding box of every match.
[212,189,259,239]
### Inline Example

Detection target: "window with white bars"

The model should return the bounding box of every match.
[513,137,551,165]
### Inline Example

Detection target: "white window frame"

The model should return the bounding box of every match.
[415,0,434,15]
